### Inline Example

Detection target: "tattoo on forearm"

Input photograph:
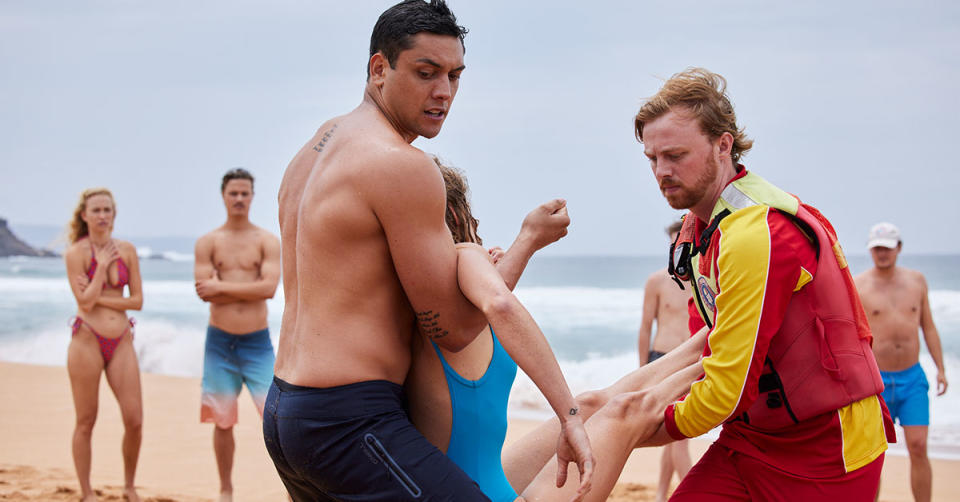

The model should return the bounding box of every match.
[313,124,339,152]
[416,310,449,340]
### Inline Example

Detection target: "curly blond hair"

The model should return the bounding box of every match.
[635,67,753,163]
[68,188,115,243]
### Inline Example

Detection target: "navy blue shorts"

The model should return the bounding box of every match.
[263,377,490,501]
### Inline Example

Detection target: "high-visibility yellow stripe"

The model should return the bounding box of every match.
[675,205,770,437]
[837,395,888,472]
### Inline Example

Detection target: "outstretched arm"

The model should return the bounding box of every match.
[502,328,707,492]
[920,275,948,395]
[457,243,595,498]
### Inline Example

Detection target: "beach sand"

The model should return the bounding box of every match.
[1,361,956,501]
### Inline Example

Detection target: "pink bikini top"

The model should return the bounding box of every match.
[86,240,129,290]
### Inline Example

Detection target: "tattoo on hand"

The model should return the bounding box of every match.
[312,124,339,153]
[416,310,449,339]
[569,407,579,416]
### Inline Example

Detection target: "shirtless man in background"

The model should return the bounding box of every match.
[637,220,693,502]
[194,168,281,502]
[262,2,593,500]
[855,222,947,502]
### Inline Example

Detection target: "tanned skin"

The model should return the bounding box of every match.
[194,177,281,502]
[855,242,947,502]
[637,262,694,502]
[275,32,594,497]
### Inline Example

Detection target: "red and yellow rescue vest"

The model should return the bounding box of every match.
[674,172,885,430]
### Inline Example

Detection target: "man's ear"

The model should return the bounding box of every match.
[369,52,388,86]
[716,132,734,158]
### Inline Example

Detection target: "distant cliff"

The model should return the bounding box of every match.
[0,218,58,257]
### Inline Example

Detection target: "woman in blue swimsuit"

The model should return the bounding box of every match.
[407,162,706,502]
[64,188,144,502]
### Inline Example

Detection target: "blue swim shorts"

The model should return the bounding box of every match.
[880,362,930,426]
[262,377,491,501]
[201,325,276,428]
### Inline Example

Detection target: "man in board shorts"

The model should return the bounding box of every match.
[855,222,948,502]
[263,1,593,500]
[195,168,281,502]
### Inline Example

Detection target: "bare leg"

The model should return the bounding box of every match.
[68,334,104,502]
[214,425,235,501]
[503,329,706,492]
[104,336,143,502]
[520,361,704,502]
[671,439,692,483]
[903,425,931,502]
[655,445,674,502]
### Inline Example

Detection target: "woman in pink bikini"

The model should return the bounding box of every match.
[64,187,144,502]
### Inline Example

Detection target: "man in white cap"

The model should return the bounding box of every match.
[855,222,948,502]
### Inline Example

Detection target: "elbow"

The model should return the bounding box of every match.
[130,296,144,311]
[481,291,519,322]
[78,301,95,313]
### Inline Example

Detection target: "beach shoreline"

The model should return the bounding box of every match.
[1,361,956,501]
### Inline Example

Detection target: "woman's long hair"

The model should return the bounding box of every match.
[68,188,116,244]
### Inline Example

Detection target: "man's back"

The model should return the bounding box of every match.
[276,109,423,388]
[856,266,927,372]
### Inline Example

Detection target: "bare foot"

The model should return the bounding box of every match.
[217,491,233,502]
[122,486,141,502]
[80,493,98,502]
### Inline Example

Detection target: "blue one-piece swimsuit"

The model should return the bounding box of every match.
[431,329,519,502]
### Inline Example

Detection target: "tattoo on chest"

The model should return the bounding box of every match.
[312,123,339,153]
[416,310,449,340]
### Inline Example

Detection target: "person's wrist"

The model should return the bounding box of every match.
[559,406,583,425]
[512,230,540,255]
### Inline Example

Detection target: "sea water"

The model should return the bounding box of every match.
[2,254,959,458]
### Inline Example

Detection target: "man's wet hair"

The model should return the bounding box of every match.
[368,0,468,79]
[221,168,254,193]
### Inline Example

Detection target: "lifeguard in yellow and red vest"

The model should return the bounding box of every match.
[633,68,895,501]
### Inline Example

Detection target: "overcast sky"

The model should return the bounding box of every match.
[2,0,958,255]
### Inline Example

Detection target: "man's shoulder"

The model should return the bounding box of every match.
[252,226,281,246]
[646,268,671,288]
[194,230,222,253]
[899,266,928,286]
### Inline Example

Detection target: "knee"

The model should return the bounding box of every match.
[906,436,928,458]
[574,389,608,416]
[75,413,97,435]
[123,413,143,434]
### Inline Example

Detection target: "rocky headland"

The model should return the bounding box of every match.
[0,218,58,257]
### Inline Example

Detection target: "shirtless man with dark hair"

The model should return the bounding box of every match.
[262,2,593,500]
[855,222,947,502]
[637,221,693,502]
[194,167,281,502]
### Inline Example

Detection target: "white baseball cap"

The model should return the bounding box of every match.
[867,222,901,249]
